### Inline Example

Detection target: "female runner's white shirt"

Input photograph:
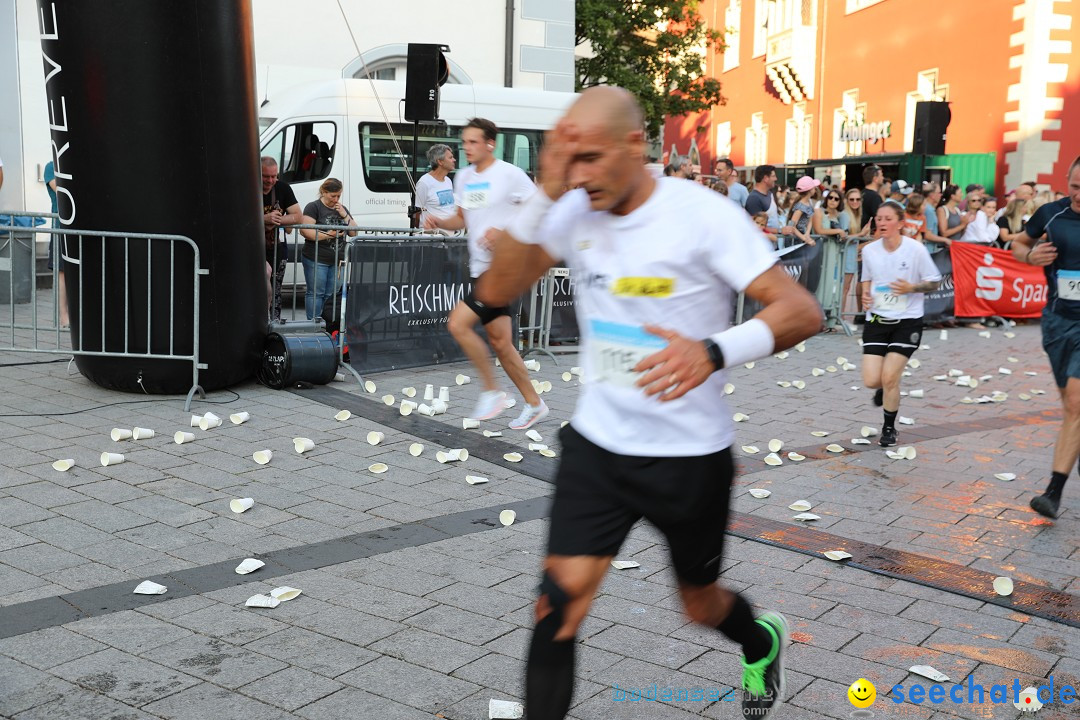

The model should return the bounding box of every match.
[509,178,776,457]
[860,236,942,321]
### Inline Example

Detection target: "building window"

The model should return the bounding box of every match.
[753,0,768,58]
[723,0,741,72]
[746,112,768,165]
[845,0,885,13]
[833,89,867,158]
[785,103,812,164]
[904,69,950,152]
[716,122,733,159]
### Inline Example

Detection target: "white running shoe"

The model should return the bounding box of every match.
[471,390,507,421]
[509,399,549,430]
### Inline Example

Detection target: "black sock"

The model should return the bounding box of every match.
[526,580,576,720]
[717,594,773,663]
[883,409,898,430]
[1047,471,1068,500]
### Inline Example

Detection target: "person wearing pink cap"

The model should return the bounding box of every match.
[783,176,821,248]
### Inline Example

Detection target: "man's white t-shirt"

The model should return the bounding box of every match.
[509,178,776,457]
[416,173,457,225]
[860,236,942,320]
[454,159,536,277]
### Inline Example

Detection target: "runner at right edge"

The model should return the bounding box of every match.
[1013,155,1080,519]
[476,87,822,720]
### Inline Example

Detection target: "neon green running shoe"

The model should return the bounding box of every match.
[741,612,788,719]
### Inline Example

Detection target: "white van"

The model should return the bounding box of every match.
[258,78,577,228]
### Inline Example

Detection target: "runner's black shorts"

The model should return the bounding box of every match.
[463,275,518,326]
[861,315,923,358]
[548,424,734,586]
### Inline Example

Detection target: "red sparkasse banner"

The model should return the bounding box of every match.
[950,243,1048,319]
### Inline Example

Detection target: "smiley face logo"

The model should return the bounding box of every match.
[848,678,876,708]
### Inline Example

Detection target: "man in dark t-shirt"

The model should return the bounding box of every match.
[861,165,884,234]
[262,156,302,321]
[1014,156,1080,519]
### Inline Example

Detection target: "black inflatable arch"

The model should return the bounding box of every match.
[38,0,266,393]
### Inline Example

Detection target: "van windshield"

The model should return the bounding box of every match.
[359,122,543,193]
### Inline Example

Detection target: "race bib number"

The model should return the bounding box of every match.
[589,319,667,388]
[611,277,676,298]
[872,284,908,312]
[462,181,490,210]
[1057,270,1080,301]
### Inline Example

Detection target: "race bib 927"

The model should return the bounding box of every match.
[873,284,908,312]
[589,319,668,387]
[1057,270,1080,301]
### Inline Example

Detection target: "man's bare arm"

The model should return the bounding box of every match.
[475,230,558,306]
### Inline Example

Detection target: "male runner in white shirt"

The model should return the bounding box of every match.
[424,119,547,428]
[478,87,821,720]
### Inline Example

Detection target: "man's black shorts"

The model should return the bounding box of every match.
[463,275,514,326]
[861,315,923,358]
[548,425,734,586]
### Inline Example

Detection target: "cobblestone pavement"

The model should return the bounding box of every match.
[0,323,1077,719]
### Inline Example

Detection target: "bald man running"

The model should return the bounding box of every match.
[479,87,821,720]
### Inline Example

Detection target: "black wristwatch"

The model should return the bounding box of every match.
[703,338,725,372]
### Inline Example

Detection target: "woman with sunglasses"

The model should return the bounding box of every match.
[936,184,973,245]
[838,189,871,319]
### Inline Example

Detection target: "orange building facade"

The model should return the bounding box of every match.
[663,0,1080,193]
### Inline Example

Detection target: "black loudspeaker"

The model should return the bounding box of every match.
[913,101,952,155]
[404,43,450,122]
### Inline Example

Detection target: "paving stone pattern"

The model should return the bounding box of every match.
[0,324,1078,718]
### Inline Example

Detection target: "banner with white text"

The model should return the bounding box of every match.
[950,243,1048,319]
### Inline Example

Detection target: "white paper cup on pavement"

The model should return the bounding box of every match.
[334,372,347,382]
[235,558,264,574]
[424,384,434,400]
[499,509,517,526]
[199,412,222,430]
[133,580,167,595]
[529,443,548,451]
[466,475,489,485]
[400,401,417,416]
[367,431,385,445]
[451,448,468,461]
[190,414,203,427]
[364,380,377,393]
[402,386,417,397]
[417,403,436,416]
[174,431,195,444]
[462,418,480,429]
[253,450,273,465]
[245,594,280,608]
[293,437,315,454]
[100,452,125,466]
[382,394,395,406]
[409,442,424,456]
[432,399,448,414]
[993,576,1014,596]
[455,374,471,385]
[270,586,303,601]
[334,409,352,422]
[230,497,255,513]
[939,329,948,340]
[229,412,250,425]
[525,429,543,442]
[909,389,924,398]
[53,459,75,472]
[489,699,524,719]
[132,427,155,440]
[439,386,450,402]
[570,366,583,377]
[110,428,132,442]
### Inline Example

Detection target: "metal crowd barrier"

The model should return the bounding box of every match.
[0,212,206,409]
[520,266,575,364]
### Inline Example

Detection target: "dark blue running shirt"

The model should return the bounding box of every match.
[1026,197,1080,319]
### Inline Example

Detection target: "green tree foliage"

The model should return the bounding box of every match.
[576,0,726,137]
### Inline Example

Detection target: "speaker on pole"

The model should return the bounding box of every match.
[404,43,450,122]
[912,101,951,155]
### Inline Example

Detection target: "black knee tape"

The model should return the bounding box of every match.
[527,571,577,718]
[531,571,572,662]
[539,570,569,611]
